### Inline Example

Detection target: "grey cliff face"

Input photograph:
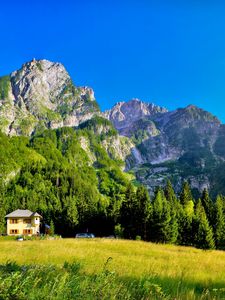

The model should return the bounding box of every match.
[136,105,221,164]
[11,59,70,112]
[105,99,223,194]
[104,98,167,135]
[0,59,99,135]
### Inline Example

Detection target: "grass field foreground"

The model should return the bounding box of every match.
[0,238,225,299]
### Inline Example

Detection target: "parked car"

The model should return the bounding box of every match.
[75,233,95,238]
[105,235,116,239]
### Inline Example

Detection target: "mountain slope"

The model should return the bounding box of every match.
[0,124,135,235]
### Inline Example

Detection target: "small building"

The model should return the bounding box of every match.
[5,209,42,236]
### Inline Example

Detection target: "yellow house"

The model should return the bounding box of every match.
[5,209,42,236]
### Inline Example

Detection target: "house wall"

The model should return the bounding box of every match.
[7,217,41,235]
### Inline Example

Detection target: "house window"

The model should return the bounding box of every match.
[23,229,33,235]
[10,219,18,224]
[10,229,19,234]
[23,219,31,224]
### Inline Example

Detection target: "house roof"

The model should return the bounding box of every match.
[5,209,42,218]
[32,212,42,218]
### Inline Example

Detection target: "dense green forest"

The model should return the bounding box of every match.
[0,123,225,250]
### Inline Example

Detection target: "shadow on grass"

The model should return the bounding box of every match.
[0,261,224,299]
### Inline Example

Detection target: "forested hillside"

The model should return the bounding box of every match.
[1,123,225,249]
[0,121,133,236]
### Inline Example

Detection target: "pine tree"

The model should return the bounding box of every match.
[136,185,152,240]
[151,188,177,243]
[120,184,137,239]
[169,203,179,244]
[178,182,195,245]
[194,199,215,249]
[215,195,225,249]
[150,188,163,242]
[180,181,193,206]
[65,195,79,229]
[164,181,181,243]
[164,180,177,205]
[201,188,214,225]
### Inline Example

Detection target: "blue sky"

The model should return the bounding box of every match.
[1,1,225,121]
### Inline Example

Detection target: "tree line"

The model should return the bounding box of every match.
[120,181,225,250]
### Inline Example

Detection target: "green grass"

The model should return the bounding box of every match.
[0,238,225,299]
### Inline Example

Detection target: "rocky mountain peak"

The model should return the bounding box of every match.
[10,59,71,112]
[174,105,221,125]
[104,98,167,133]
[0,59,99,136]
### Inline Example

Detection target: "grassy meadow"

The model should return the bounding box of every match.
[0,238,225,299]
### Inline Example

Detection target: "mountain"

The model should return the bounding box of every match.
[106,102,223,196]
[1,59,225,197]
[0,59,99,136]
[104,99,167,137]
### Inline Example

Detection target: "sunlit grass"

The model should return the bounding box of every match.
[0,238,225,299]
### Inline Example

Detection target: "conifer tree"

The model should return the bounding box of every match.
[180,181,193,206]
[150,188,163,242]
[151,188,177,243]
[120,183,137,239]
[178,182,195,245]
[194,199,215,249]
[215,195,225,249]
[169,203,179,244]
[201,188,214,225]
[136,185,152,240]
[164,180,177,205]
